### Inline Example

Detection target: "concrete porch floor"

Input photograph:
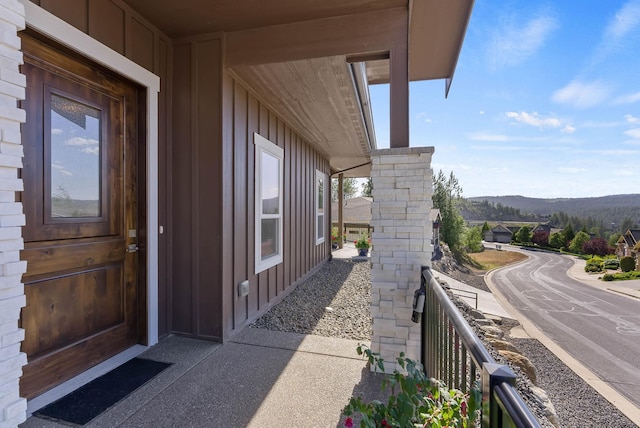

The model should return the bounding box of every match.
[22,329,388,427]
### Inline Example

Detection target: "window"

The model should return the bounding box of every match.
[315,170,326,244]
[255,133,284,273]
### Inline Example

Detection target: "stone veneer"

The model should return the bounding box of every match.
[0,0,27,426]
[369,147,433,372]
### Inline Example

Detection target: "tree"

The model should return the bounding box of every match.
[549,231,565,249]
[569,231,590,254]
[582,238,613,256]
[463,226,483,253]
[563,225,575,245]
[532,230,549,247]
[361,177,373,197]
[608,232,621,248]
[331,177,358,201]
[481,221,490,235]
[619,217,634,234]
[515,226,532,244]
[432,170,465,260]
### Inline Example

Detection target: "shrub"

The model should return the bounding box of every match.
[603,258,620,270]
[602,273,614,281]
[582,238,614,256]
[585,256,603,273]
[343,345,481,428]
[620,256,635,273]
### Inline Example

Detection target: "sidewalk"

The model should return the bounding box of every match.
[567,257,640,300]
[22,329,388,427]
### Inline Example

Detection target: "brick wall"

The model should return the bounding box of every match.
[369,147,433,372]
[0,0,27,426]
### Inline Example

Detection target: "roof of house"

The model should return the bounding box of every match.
[331,197,372,223]
[429,209,441,222]
[124,0,474,178]
[491,224,513,235]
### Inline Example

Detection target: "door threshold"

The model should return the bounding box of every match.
[26,345,149,416]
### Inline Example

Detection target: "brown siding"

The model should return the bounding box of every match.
[30,0,174,338]
[224,75,331,336]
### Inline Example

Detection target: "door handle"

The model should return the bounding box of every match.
[126,244,139,253]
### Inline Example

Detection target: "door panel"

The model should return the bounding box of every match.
[19,34,142,399]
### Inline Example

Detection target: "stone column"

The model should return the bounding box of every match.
[369,147,433,372]
[0,0,28,426]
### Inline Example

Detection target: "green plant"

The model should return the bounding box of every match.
[585,256,603,273]
[603,258,620,270]
[343,345,480,428]
[620,256,635,273]
[602,273,614,281]
[355,235,370,250]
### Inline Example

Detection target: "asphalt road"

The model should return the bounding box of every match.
[488,247,640,409]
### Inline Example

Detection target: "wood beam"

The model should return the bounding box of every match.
[225,8,406,67]
[389,43,409,148]
[338,173,344,249]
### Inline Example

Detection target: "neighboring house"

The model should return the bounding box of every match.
[0,0,473,421]
[532,223,552,235]
[430,209,442,260]
[331,196,372,241]
[484,224,513,243]
[616,229,640,261]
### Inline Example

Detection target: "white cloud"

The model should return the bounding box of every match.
[488,14,558,70]
[556,167,586,174]
[479,110,485,115]
[51,128,63,135]
[468,132,510,142]
[82,147,100,155]
[625,114,640,124]
[551,80,613,108]
[605,1,640,40]
[612,92,640,104]
[416,112,432,123]
[624,128,640,139]
[65,137,99,147]
[592,1,640,64]
[52,162,73,176]
[506,111,561,128]
[613,169,635,177]
[562,125,576,134]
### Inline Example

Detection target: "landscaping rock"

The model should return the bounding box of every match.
[488,339,521,354]
[480,324,504,339]
[499,350,538,385]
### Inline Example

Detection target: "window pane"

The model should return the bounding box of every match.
[261,152,279,215]
[317,175,324,211]
[261,218,279,260]
[318,215,324,240]
[50,94,101,217]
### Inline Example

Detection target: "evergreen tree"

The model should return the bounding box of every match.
[361,177,373,197]
[432,170,465,260]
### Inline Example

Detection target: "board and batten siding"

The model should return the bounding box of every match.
[223,74,331,336]
[27,0,174,338]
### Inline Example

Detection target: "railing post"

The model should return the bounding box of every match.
[482,363,517,428]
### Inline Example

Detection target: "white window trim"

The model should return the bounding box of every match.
[254,133,284,274]
[315,169,326,245]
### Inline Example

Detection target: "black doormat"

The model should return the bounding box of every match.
[35,357,171,426]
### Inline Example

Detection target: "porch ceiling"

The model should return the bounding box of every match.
[231,57,373,178]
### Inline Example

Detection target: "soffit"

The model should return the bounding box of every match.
[124,0,405,38]
[232,57,372,178]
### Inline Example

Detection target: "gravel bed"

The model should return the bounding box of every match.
[252,258,639,427]
[510,336,638,428]
[251,259,372,340]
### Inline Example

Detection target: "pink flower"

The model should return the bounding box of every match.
[461,401,467,417]
[381,420,388,426]
[344,417,353,428]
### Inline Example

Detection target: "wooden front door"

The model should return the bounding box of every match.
[19,34,143,399]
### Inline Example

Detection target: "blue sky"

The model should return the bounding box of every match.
[370,0,640,198]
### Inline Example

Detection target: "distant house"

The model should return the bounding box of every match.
[616,230,640,267]
[484,224,513,243]
[331,197,373,241]
[532,223,552,235]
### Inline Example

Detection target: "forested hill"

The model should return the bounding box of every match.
[463,194,640,226]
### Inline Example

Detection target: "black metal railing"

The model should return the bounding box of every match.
[420,266,541,428]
